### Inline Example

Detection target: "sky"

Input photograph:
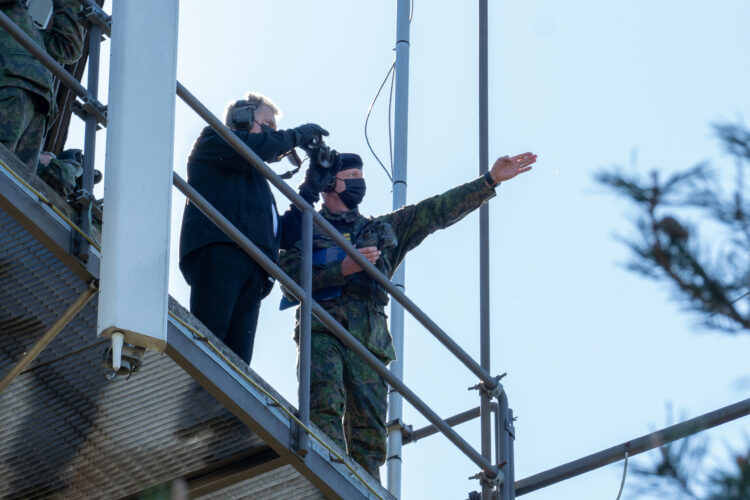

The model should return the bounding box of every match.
[71,1,750,499]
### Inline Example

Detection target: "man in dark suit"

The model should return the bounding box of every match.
[179,92,326,364]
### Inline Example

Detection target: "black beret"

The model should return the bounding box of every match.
[339,153,363,170]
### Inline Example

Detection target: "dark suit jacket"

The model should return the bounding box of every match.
[178,126,307,271]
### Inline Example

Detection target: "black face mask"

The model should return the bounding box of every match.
[338,178,366,209]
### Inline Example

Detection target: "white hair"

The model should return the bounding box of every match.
[223,91,282,128]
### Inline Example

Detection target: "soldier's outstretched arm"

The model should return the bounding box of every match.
[383,152,537,267]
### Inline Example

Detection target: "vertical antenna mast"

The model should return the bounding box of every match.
[386,0,411,497]
[478,1,493,499]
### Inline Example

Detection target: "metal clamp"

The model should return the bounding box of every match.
[71,96,108,127]
[469,467,504,489]
[386,417,414,444]
[468,373,506,399]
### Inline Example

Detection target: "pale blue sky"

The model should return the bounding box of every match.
[74,2,750,498]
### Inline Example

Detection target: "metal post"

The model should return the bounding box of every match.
[387,0,411,496]
[77,22,102,263]
[508,409,516,499]
[297,209,313,456]
[0,281,98,394]
[515,396,750,496]
[497,394,510,500]
[478,0,493,498]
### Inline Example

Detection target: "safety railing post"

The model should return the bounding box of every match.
[77,21,102,262]
[297,208,314,456]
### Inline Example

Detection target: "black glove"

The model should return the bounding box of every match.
[291,123,328,149]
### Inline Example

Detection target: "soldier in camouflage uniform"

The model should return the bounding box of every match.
[0,0,84,168]
[279,151,537,479]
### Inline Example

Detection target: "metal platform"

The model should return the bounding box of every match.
[0,145,390,500]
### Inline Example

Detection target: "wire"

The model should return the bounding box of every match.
[167,311,384,500]
[615,448,629,500]
[364,1,414,184]
[364,61,395,183]
[387,61,395,171]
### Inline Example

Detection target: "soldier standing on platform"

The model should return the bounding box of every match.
[279,151,537,479]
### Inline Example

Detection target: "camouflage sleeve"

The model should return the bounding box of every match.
[42,0,84,65]
[278,245,347,294]
[381,176,496,267]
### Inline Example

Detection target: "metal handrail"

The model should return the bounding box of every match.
[171,173,500,478]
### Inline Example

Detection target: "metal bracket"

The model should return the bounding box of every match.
[67,189,102,223]
[71,97,107,127]
[505,415,516,440]
[79,5,111,36]
[386,417,414,444]
[469,467,504,489]
[468,373,506,399]
[289,421,309,459]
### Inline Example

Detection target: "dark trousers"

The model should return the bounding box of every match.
[181,243,271,364]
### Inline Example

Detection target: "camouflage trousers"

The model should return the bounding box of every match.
[0,87,47,169]
[307,332,388,479]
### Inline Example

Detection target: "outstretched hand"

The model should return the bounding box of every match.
[489,152,537,184]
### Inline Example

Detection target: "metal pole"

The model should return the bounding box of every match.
[406,406,481,444]
[515,396,750,496]
[478,0,493,498]
[0,10,106,124]
[172,172,501,479]
[297,209,313,456]
[175,82,500,391]
[0,281,98,394]
[508,408,516,499]
[497,394,510,500]
[387,0,411,495]
[77,22,102,263]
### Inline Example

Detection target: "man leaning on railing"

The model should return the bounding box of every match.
[179,92,328,365]
[279,150,537,479]
[0,0,84,168]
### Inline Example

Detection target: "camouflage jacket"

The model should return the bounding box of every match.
[279,176,496,363]
[0,0,84,112]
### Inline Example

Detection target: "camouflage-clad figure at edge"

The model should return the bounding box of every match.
[279,151,537,479]
[0,0,84,168]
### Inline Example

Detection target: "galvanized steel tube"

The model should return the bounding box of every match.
[515,396,750,496]
[478,0,492,498]
[297,209,313,456]
[387,0,412,495]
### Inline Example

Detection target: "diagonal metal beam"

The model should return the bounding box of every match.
[0,280,98,394]
[515,396,750,496]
